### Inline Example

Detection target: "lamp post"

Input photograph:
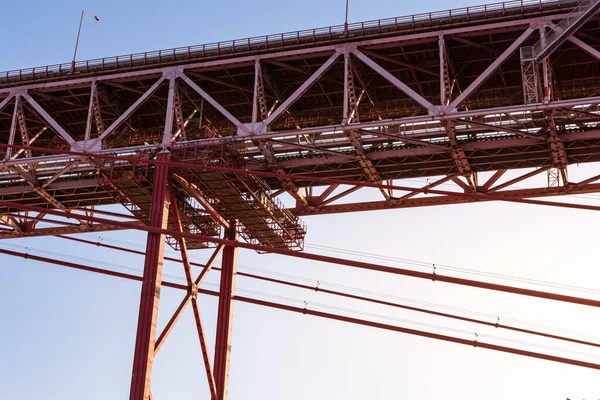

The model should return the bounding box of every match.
[72,10,100,72]
[344,0,349,36]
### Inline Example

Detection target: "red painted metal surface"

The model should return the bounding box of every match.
[129,151,171,400]
[166,193,219,399]
[214,226,238,400]
[3,142,600,216]
[3,0,600,397]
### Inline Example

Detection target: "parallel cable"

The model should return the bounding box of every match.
[306,243,600,295]
[3,245,600,368]
[4,240,600,349]
[236,295,600,371]
[56,235,600,339]
[92,234,600,296]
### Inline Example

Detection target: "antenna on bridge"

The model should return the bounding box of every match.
[344,0,349,36]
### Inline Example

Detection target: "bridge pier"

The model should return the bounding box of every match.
[129,151,171,400]
[214,224,238,400]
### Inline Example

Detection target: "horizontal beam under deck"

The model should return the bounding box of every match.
[1,127,600,200]
[294,182,600,215]
[258,129,600,184]
[1,143,600,222]
[0,222,128,239]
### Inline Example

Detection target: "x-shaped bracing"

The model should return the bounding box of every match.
[150,194,225,400]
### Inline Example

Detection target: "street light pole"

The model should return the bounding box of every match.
[72,10,85,71]
[72,10,100,72]
[344,0,349,36]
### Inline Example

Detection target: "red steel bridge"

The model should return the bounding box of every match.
[3,0,600,398]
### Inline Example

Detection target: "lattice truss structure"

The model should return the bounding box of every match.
[3,1,600,399]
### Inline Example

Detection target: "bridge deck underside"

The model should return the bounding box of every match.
[98,164,221,249]
[170,149,306,249]
[1,0,600,232]
[261,131,600,184]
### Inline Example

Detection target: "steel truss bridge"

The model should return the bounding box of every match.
[2,0,600,398]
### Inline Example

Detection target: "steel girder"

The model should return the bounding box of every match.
[2,14,600,213]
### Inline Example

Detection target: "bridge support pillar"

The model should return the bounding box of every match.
[129,151,171,400]
[214,223,238,400]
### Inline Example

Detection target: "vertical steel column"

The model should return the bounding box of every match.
[439,35,446,106]
[214,223,238,400]
[161,72,177,147]
[342,51,349,124]
[252,59,260,126]
[84,80,97,141]
[540,27,553,103]
[5,95,19,161]
[129,150,171,400]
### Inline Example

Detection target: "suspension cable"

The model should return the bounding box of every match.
[3,241,600,350]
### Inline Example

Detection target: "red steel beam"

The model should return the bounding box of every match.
[1,142,600,213]
[169,195,218,400]
[2,246,599,372]
[214,225,238,400]
[154,295,191,354]
[53,235,600,349]
[189,283,219,400]
[170,193,195,287]
[153,245,223,355]
[2,199,600,309]
[129,151,171,400]
[293,185,600,215]
[0,223,127,239]
[71,207,138,219]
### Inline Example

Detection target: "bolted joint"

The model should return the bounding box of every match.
[190,284,199,298]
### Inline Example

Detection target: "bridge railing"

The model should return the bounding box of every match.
[0,0,580,86]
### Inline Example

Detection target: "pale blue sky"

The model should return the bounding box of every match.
[1,1,600,399]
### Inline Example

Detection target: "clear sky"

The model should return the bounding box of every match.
[1,1,600,399]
